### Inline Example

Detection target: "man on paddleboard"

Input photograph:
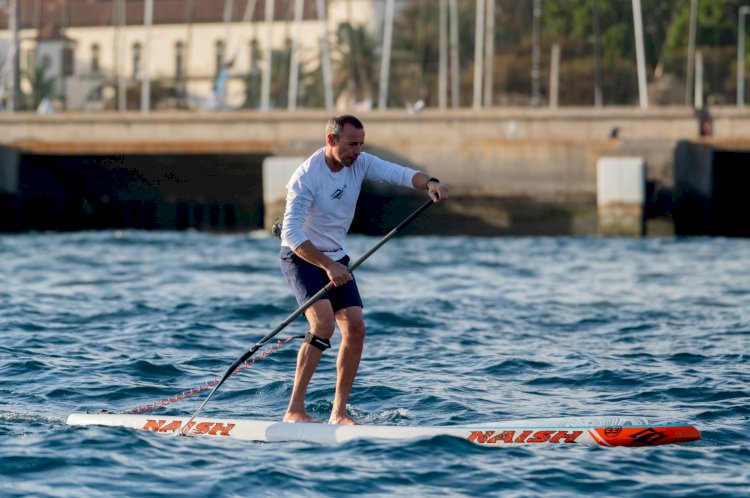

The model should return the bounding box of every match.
[279,115,449,425]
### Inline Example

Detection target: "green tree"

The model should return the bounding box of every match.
[664,0,741,55]
[295,22,380,109]
[243,42,293,110]
[24,63,57,110]
[334,22,378,106]
[541,0,746,104]
[543,1,674,66]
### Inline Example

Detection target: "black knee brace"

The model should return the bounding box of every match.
[304,332,331,352]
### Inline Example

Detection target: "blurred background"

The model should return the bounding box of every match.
[0,0,749,236]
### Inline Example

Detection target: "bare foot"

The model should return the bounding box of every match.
[283,411,321,423]
[328,415,358,425]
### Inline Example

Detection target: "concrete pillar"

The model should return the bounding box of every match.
[262,156,303,230]
[0,146,20,194]
[597,157,645,236]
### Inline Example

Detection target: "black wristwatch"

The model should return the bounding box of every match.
[426,177,440,187]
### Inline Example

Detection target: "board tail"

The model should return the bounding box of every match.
[587,425,701,447]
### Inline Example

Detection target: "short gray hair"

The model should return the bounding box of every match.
[325,115,364,142]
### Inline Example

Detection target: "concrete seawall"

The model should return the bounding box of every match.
[1,107,749,235]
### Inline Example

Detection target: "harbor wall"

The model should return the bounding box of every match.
[1,107,749,235]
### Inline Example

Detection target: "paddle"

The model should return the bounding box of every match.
[179,197,435,434]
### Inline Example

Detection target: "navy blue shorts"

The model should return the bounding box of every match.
[279,247,363,311]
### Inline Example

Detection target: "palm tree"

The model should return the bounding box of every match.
[24,63,58,110]
[295,22,379,109]
[332,22,378,108]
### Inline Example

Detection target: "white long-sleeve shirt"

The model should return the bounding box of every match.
[280,147,419,261]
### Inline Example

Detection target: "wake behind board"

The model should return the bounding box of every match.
[66,413,700,447]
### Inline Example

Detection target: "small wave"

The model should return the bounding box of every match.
[0,410,65,425]
[668,352,709,365]
[370,407,414,423]
[131,359,185,378]
[366,310,432,328]
[481,358,554,376]
[196,263,267,274]
[1,359,48,376]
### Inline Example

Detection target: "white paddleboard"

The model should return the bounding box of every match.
[66,413,700,447]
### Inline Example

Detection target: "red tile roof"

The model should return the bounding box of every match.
[1,0,319,30]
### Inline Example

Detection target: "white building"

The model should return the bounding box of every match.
[0,0,388,111]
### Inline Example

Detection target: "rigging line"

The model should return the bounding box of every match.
[122,336,303,415]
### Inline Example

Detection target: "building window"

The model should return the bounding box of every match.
[91,43,101,74]
[215,40,225,76]
[62,46,74,76]
[132,43,142,80]
[175,41,185,80]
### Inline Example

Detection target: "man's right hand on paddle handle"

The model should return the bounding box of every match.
[427,181,449,203]
[413,172,449,203]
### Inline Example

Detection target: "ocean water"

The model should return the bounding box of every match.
[0,230,748,497]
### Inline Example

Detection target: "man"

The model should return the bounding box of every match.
[279,114,449,425]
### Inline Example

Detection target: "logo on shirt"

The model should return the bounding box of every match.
[330,184,347,200]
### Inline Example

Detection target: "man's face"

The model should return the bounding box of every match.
[329,123,365,167]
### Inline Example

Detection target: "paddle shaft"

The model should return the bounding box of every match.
[180,198,434,432]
